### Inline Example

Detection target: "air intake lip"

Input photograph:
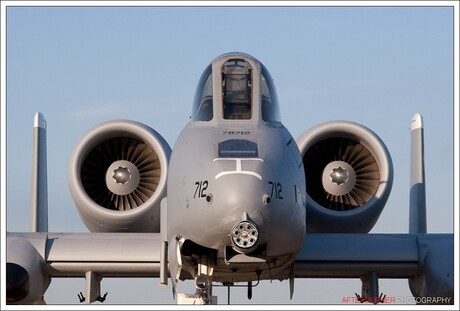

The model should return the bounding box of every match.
[68,120,171,232]
[296,120,393,233]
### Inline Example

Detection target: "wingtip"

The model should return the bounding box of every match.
[410,113,423,131]
[33,112,46,129]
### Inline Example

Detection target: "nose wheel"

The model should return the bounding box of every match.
[195,256,216,304]
[195,274,212,304]
[177,255,217,304]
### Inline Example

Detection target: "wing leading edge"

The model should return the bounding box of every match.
[7,232,163,277]
[6,232,163,303]
[294,233,454,303]
[295,234,419,278]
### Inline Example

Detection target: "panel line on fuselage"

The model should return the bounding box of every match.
[213,158,264,180]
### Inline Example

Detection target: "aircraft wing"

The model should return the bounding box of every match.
[294,233,454,302]
[295,233,419,278]
[6,231,163,303]
[7,231,162,277]
[7,229,454,304]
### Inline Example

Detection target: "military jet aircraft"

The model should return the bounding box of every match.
[5,52,454,305]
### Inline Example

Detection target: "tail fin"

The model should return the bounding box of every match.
[30,112,48,232]
[409,113,427,234]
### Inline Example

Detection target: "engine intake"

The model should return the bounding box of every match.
[68,120,171,232]
[297,121,393,233]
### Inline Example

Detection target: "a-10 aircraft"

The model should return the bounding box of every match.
[5,52,454,305]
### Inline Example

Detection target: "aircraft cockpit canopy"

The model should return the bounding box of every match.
[222,59,252,120]
[191,55,281,123]
[260,62,281,122]
[192,64,213,121]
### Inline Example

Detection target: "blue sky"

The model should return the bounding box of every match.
[2,1,458,307]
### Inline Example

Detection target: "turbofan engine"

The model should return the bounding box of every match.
[297,121,393,233]
[68,120,171,232]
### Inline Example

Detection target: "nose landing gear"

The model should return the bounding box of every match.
[177,256,217,304]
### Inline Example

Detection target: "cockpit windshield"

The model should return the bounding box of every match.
[191,54,281,123]
[222,59,252,120]
[191,64,213,121]
[261,65,281,122]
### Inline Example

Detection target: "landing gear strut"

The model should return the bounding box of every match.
[177,255,217,304]
[195,274,213,304]
[194,256,216,304]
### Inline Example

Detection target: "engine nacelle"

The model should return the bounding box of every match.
[297,121,393,233]
[409,235,454,303]
[68,120,171,232]
[6,236,50,304]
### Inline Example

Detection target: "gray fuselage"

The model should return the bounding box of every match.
[166,53,306,282]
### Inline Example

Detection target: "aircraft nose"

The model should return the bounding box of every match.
[213,173,269,215]
[209,156,287,252]
[212,172,270,250]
